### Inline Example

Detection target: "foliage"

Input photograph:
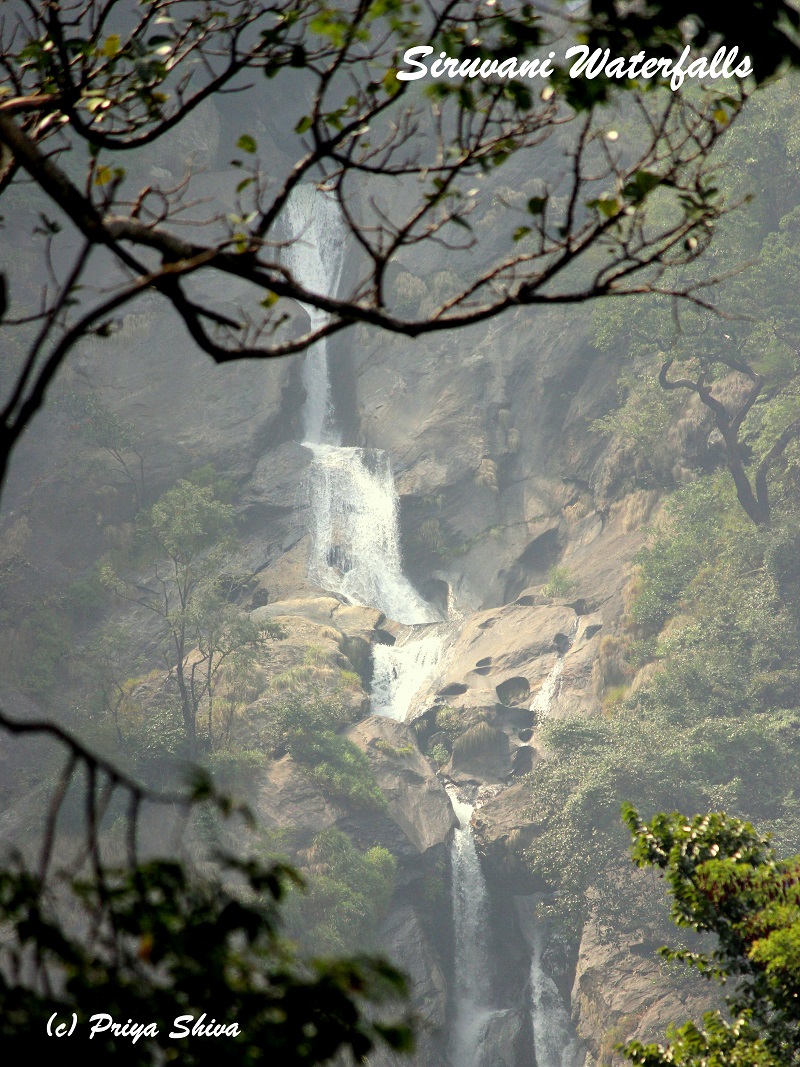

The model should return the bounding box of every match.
[274,694,386,813]
[591,77,800,525]
[523,477,800,937]
[58,390,146,507]
[0,848,411,1064]
[0,570,107,699]
[287,830,396,956]
[631,479,726,634]
[621,807,800,1067]
[426,743,450,767]
[543,564,576,598]
[103,476,274,754]
[591,369,681,462]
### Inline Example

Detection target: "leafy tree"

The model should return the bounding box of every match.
[621,807,800,1067]
[591,77,800,525]
[272,691,387,812]
[0,0,752,490]
[287,829,397,955]
[103,477,280,754]
[0,752,411,1064]
[59,390,147,509]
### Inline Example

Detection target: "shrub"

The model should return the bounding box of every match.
[287,829,396,955]
[543,565,575,598]
[452,721,503,760]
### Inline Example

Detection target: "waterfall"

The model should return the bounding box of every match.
[447,787,497,1067]
[306,444,439,625]
[530,921,577,1067]
[288,185,437,627]
[371,628,444,720]
[527,619,583,1067]
[531,617,581,722]
[530,657,565,721]
[285,185,346,445]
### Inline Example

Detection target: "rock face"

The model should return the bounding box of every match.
[346,716,457,854]
[3,169,698,1066]
[571,913,719,1067]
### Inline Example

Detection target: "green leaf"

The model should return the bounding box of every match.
[236,178,254,194]
[588,197,620,218]
[295,115,312,135]
[236,134,257,154]
[100,34,121,58]
[622,170,661,205]
[527,196,547,216]
[513,226,531,242]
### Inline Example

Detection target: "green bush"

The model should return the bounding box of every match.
[543,565,575,598]
[295,732,386,813]
[286,830,396,955]
[522,475,800,941]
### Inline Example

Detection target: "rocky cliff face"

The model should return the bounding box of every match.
[1,156,718,1066]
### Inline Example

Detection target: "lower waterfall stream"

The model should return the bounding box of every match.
[446,788,498,1067]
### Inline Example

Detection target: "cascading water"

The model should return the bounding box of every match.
[290,186,510,1066]
[306,444,439,625]
[526,620,583,1067]
[447,787,499,1067]
[371,630,444,720]
[289,186,439,626]
[530,921,578,1067]
[530,657,565,721]
[530,617,581,722]
[285,186,346,445]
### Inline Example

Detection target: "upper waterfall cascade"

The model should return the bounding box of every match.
[289,187,438,628]
[285,185,346,445]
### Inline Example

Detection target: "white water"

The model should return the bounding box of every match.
[531,657,565,721]
[285,185,346,445]
[530,923,577,1067]
[371,629,445,720]
[527,621,583,1067]
[289,187,438,626]
[530,617,581,722]
[447,787,495,1067]
[306,443,440,625]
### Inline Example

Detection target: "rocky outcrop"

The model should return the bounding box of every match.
[346,716,456,854]
[571,912,719,1066]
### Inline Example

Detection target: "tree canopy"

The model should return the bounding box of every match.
[621,806,800,1067]
[0,0,755,489]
